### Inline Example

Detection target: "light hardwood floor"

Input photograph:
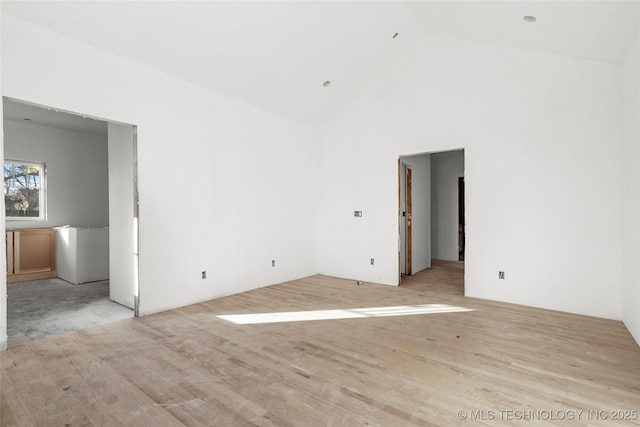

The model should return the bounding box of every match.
[2,262,639,426]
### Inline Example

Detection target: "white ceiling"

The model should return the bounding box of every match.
[2,1,639,129]
[3,99,108,136]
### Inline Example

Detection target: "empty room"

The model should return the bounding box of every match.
[1,1,639,426]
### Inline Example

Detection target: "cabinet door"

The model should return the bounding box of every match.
[6,231,14,276]
[14,229,56,275]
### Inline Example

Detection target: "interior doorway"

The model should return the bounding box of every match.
[399,163,413,276]
[398,149,465,288]
[2,98,139,347]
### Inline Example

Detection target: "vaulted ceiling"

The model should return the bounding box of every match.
[3,1,639,129]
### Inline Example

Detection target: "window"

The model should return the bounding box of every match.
[4,160,46,220]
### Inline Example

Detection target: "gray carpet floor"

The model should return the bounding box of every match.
[7,278,133,348]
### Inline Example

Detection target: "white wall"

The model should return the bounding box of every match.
[402,154,431,274]
[1,15,320,317]
[108,123,135,309]
[0,6,6,351]
[318,35,623,320]
[3,119,108,229]
[621,32,640,345]
[431,150,464,261]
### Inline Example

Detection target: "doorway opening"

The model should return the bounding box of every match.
[2,98,139,348]
[398,149,465,293]
[400,162,413,276]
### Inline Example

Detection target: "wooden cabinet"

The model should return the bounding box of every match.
[6,228,57,283]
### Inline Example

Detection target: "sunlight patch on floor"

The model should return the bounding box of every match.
[217,304,474,325]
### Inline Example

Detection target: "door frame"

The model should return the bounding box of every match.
[1,98,140,350]
[398,148,466,288]
[398,160,413,282]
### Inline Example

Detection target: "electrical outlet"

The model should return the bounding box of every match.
[370,258,375,265]
[499,271,505,280]
[354,211,362,217]
[201,271,207,279]
[272,260,275,267]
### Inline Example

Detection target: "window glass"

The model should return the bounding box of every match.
[4,161,46,220]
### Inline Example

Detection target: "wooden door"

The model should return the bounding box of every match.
[406,167,412,275]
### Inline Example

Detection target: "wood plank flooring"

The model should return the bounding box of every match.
[2,263,639,426]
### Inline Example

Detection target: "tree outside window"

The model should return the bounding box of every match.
[4,160,46,220]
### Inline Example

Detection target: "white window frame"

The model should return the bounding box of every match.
[4,159,47,221]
